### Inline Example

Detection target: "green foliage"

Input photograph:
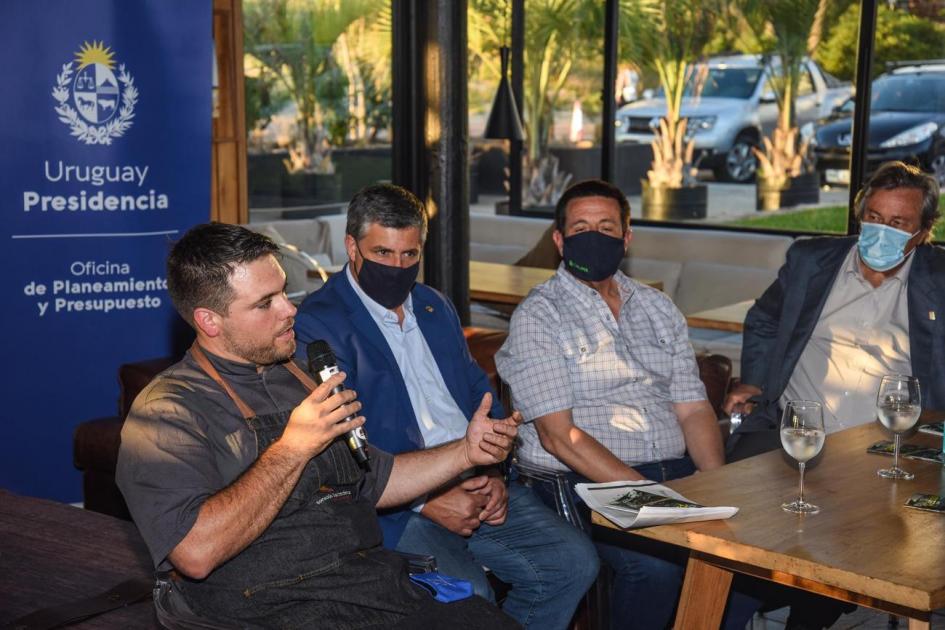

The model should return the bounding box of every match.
[817,4,945,81]
[818,0,857,50]
[704,2,769,57]
[243,0,383,171]
[620,0,721,112]
[522,0,597,161]
[357,57,391,142]
[316,60,350,147]
[244,73,289,133]
[619,0,723,187]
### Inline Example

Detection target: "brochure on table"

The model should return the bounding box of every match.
[576,480,738,529]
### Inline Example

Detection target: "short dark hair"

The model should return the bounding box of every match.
[167,222,279,324]
[554,179,631,232]
[346,184,428,242]
[854,161,941,236]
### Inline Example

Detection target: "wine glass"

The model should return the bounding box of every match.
[876,375,922,480]
[780,400,826,514]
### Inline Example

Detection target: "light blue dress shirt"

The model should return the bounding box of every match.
[345,265,470,450]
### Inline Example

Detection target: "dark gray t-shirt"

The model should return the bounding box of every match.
[116,348,394,569]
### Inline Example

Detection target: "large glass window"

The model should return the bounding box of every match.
[795,1,945,238]
[243,0,392,220]
[519,0,603,213]
[468,0,603,217]
[468,0,510,215]
[612,0,854,233]
[610,0,945,237]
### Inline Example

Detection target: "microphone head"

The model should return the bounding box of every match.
[307,340,336,373]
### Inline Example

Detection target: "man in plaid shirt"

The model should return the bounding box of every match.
[496,179,757,629]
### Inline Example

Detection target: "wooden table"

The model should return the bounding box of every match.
[0,490,158,628]
[469,260,663,306]
[592,422,945,629]
[685,299,753,333]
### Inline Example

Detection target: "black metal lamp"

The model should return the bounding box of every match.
[484,46,524,140]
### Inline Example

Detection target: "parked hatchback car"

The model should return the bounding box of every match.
[811,62,945,187]
[616,54,850,183]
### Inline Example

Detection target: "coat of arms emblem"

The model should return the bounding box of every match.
[51,41,137,145]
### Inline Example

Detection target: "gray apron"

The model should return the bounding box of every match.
[178,344,429,629]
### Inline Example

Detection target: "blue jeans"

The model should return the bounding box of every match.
[395,482,599,630]
[533,457,762,630]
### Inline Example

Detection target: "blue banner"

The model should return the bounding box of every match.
[0,1,211,501]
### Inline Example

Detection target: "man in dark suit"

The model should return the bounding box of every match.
[293,184,598,630]
[725,161,945,460]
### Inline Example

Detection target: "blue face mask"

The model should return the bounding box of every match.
[857,222,919,272]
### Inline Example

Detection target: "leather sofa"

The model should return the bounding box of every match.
[73,357,177,520]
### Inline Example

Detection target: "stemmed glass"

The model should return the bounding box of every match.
[876,375,922,480]
[780,400,826,514]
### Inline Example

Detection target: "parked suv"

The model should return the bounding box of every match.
[616,54,850,183]
[811,61,945,187]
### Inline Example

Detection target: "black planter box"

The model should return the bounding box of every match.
[472,142,655,201]
[756,172,820,211]
[249,147,392,208]
[641,181,708,220]
[282,172,343,205]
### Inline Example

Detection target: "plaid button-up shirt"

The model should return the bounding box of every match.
[495,265,706,471]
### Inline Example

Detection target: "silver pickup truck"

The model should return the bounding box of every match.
[616,54,851,183]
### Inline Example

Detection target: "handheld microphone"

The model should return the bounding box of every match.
[307,340,369,465]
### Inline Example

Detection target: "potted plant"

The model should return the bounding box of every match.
[469,0,602,212]
[743,0,826,211]
[244,0,383,205]
[622,0,721,220]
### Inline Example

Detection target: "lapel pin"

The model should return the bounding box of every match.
[930,310,936,321]
[425,305,434,313]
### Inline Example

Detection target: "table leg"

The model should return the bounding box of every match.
[908,619,930,630]
[673,553,733,630]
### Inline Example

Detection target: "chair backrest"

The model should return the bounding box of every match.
[462,327,508,396]
[696,353,733,418]
[119,356,178,418]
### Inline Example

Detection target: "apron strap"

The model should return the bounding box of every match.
[284,360,318,392]
[190,342,319,421]
[190,343,256,420]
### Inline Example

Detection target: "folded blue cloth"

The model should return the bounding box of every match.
[408,571,474,603]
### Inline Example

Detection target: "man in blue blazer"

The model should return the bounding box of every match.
[294,184,598,630]
[726,161,945,460]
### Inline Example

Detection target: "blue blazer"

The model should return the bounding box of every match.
[739,236,945,432]
[293,269,504,547]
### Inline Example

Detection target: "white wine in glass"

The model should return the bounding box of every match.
[876,374,921,480]
[781,400,825,514]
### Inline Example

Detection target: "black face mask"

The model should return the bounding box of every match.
[562,230,626,282]
[354,249,420,309]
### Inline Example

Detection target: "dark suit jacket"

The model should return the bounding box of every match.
[293,269,503,547]
[739,236,945,433]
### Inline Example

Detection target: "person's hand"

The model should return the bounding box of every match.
[723,383,762,415]
[421,476,490,536]
[472,474,509,526]
[462,393,522,468]
[280,371,364,460]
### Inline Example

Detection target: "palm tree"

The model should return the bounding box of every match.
[244,0,382,173]
[620,0,721,188]
[742,0,828,188]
